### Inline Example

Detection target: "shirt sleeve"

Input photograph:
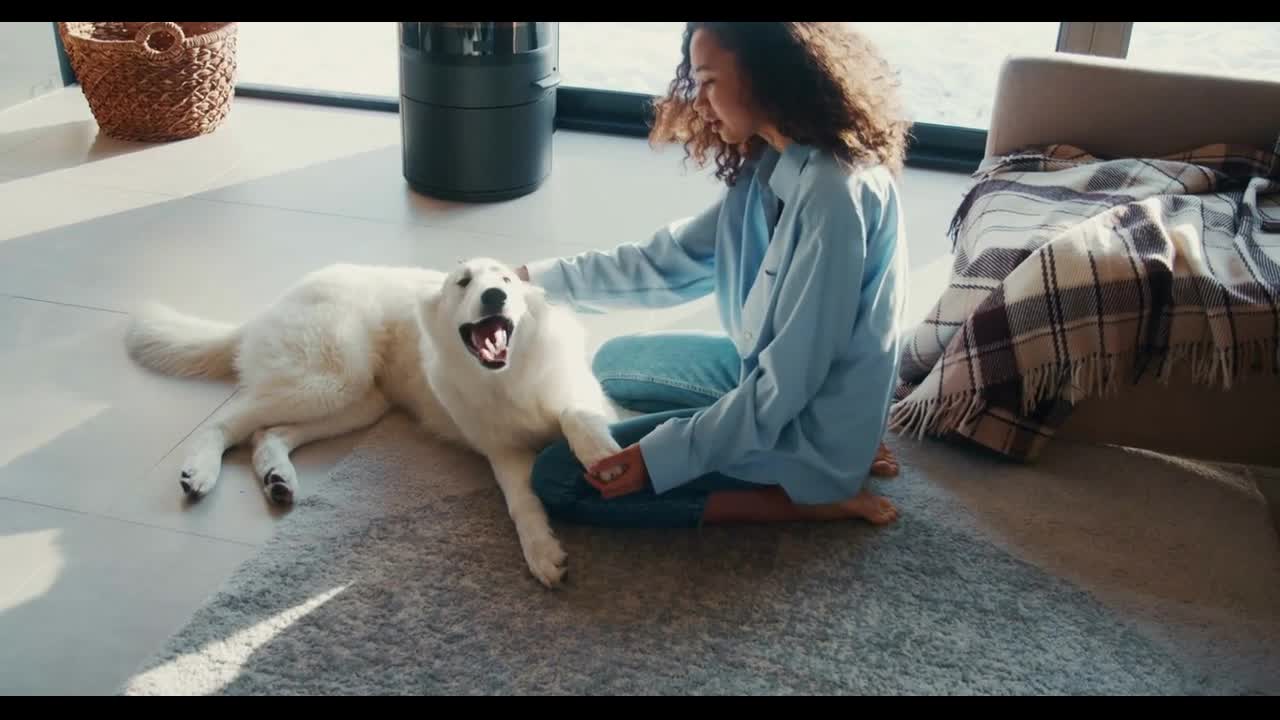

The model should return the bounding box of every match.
[522,197,722,313]
[638,179,891,503]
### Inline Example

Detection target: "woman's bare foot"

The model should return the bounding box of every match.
[827,488,899,525]
[870,441,900,478]
[703,485,899,525]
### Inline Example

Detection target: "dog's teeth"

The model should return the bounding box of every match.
[485,338,497,355]
[496,328,507,349]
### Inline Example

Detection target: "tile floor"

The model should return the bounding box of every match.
[0,88,971,695]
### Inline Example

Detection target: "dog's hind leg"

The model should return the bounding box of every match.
[489,451,567,589]
[251,388,391,504]
[179,390,298,500]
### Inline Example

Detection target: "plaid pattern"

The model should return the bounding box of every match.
[890,139,1280,461]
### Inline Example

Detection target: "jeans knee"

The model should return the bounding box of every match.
[591,335,639,381]
[594,336,665,409]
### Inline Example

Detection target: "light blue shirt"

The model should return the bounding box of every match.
[525,142,907,504]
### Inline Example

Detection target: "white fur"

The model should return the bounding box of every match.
[125,259,622,588]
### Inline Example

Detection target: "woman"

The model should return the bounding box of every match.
[519,22,910,528]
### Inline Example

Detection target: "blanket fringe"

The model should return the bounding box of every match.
[888,390,986,439]
[889,338,1279,438]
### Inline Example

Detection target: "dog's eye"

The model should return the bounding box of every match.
[457,277,471,288]
[503,276,511,283]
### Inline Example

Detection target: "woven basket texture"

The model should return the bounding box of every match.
[58,22,238,142]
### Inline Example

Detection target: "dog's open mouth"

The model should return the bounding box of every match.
[459,316,515,369]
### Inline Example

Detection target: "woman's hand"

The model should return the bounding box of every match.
[585,444,649,499]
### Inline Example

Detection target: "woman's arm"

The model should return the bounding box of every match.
[519,197,723,313]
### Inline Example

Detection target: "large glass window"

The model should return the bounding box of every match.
[184,21,1280,176]
[854,22,1063,129]
[1124,22,1280,80]
[233,21,1066,132]
[560,22,1064,129]
[558,22,685,96]
[235,22,399,96]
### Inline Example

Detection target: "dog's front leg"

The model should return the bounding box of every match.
[489,451,568,588]
[559,407,625,482]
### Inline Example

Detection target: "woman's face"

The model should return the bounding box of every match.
[690,28,762,146]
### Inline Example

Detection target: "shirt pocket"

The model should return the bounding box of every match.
[737,265,778,355]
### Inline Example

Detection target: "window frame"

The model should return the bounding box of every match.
[51,21,1135,174]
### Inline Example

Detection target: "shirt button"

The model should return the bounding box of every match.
[744,330,753,340]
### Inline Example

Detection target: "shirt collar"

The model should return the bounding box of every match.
[766,142,811,199]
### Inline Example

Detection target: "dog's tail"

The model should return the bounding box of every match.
[125,303,241,380]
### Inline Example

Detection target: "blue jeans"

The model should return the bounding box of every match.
[530,332,763,528]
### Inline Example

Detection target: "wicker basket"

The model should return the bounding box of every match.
[58,22,238,142]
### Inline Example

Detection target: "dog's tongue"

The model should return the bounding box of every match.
[471,317,509,364]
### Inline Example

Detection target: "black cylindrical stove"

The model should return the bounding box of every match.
[398,22,560,202]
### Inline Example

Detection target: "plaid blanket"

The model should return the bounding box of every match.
[889,139,1280,461]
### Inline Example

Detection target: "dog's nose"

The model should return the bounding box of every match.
[481,287,507,308]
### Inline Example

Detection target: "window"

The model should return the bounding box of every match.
[233,21,1064,132]
[558,22,685,96]
[74,21,1280,175]
[173,21,1150,171]
[853,22,1063,129]
[219,21,1074,171]
[557,22,1064,130]
[235,22,398,97]
[233,22,690,99]
[1124,22,1280,81]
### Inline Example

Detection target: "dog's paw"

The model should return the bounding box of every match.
[252,431,297,505]
[595,464,625,483]
[523,534,568,588]
[178,449,221,498]
[261,465,297,505]
[562,408,623,471]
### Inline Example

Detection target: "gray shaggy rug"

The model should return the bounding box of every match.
[121,412,1280,695]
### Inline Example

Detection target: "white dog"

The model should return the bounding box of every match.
[125,258,623,587]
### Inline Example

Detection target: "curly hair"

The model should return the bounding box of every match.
[649,22,912,186]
